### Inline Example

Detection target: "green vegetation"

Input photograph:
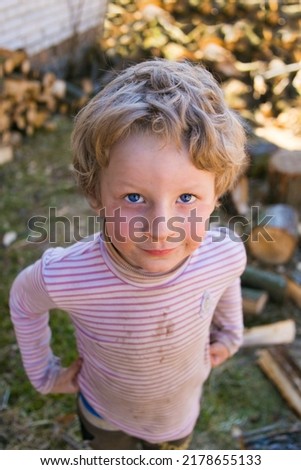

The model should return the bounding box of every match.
[195,352,294,449]
[0,117,83,449]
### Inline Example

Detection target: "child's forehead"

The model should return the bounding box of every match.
[108,131,185,162]
[109,130,184,156]
[104,134,215,187]
[105,132,211,185]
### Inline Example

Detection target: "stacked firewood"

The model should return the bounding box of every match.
[101,0,301,130]
[229,148,301,420]
[1,0,300,149]
[227,146,301,317]
[0,48,90,149]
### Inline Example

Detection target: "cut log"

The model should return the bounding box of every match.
[222,79,251,111]
[287,278,301,308]
[4,77,41,102]
[0,110,10,133]
[243,319,296,347]
[0,145,13,165]
[0,48,28,75]
[162,42,195,61]
[42,72,56,89]
[37,93,57,112]
[3,50,28,75]
[241,265,287,303]
[242,287,268,315]
[257,346,301,418]
[21,58,31,75]
[51,79,67,99]
[26,105,49,129]
[247,204,298,265]
[268,149,301,207]
[286,271,301,308]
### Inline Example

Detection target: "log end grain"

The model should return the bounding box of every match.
[242,287,269,315]
[248,226,297,264]
[247,204,298,265]
[268,150,301,206]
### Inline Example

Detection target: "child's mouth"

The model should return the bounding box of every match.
[142,248,176,256]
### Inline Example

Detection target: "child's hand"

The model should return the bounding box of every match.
[50,358,82,394]
[210,342,230,368]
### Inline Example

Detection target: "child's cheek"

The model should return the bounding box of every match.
[185,207,213,243]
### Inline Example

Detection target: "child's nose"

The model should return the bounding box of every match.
[148,205,175,242]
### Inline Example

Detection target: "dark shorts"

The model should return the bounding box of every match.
[77,400,193,450]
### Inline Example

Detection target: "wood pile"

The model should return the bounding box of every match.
[0,48,90,151]
[237,188,301,423]
[1,0,300,150]
[101,0,301,131]
[225,147,301,318]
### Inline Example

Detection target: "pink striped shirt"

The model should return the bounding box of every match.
[9,228,246,443]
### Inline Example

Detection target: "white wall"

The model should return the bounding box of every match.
[0,0,107,55]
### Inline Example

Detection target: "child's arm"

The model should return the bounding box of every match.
[9,255,79,394]
[209,277,244,367]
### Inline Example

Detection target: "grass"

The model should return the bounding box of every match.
[0,117,84,449]
[0,116,298,449]
[195,352,295,449]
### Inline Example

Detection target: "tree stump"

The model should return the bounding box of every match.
[247,204,298,265]
[268,149,301,207]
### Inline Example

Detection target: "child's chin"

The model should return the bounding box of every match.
[140,258,183,274]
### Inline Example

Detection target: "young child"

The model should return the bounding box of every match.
[10,59,248,450]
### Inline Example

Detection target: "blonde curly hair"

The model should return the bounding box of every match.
[72,59,248,206]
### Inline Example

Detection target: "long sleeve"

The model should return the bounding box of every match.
[210,276,244,356]
[9,254,61,394]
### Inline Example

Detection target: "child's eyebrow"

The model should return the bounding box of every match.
[112,179,143,191]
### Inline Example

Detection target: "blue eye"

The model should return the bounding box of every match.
[178,194,196,203]
[125,193,144,203]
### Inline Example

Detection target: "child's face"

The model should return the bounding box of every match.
[100,132,216,273]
